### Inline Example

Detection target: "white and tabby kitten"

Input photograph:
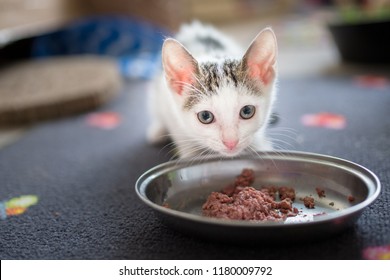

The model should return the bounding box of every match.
[147,22,278,158]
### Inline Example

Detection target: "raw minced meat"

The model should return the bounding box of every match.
[202,169,298,221]
[202,187,296,221]
[278,186,296,201]
[316,187,326,198]
[302,196,315,209]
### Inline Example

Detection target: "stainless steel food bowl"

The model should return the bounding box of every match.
[135,151,380,242]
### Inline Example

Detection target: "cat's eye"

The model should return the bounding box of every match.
[240,105,256,119]
[197,110,214,124]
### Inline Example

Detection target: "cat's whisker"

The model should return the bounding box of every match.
[268,138,296,150]
[174,81,205,96]
[174,141,208,160]
[192,74,209,94]
[268,130,298,139]
[158,142,176,157]
[190,148,210,165]
[246,145,274,168]
[157,139,202,160]
[270,126,298,133]
[266,125,301,151]
[268,127,299,140]
[269,131,299,149]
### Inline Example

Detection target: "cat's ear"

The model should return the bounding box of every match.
[162,38,198,95]
[242,28,277,86]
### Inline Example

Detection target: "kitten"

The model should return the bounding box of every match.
[147,22,278,158]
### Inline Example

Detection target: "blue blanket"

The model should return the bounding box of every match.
[32,16,170,79]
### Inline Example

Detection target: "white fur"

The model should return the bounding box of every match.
[147,22,277,158]
[175,21,243,59]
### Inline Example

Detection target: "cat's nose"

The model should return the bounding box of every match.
[223,140,238,150]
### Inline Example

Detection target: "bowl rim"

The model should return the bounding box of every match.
[135,151,381,228]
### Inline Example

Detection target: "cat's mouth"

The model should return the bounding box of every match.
[201,139,248,158]
[218,146,244,157]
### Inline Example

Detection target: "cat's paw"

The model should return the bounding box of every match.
[147,123,168,145]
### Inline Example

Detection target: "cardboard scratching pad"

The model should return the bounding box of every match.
[0,56,121,126]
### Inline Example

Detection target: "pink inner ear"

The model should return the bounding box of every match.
[167,69,194,96]
[163,39,198,96]
[244,29,277,86]
[247,61,274,86]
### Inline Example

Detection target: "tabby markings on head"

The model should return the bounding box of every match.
[183,60,260,110]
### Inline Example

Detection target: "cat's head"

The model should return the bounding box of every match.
[162,28,278,157]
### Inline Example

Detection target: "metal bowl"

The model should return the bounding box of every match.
[136,151,381,243]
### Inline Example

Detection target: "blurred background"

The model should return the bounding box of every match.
[0,0,389,140]
[1,0,390,73]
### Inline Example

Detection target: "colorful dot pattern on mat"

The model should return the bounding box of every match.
[354,75,389,90]
[0,195,38,220]
[86,112,121,130]
[301,112,346,130]
[362,245,390,260]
